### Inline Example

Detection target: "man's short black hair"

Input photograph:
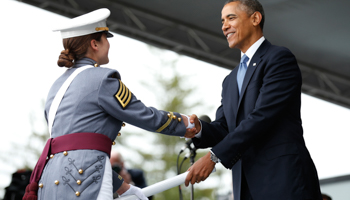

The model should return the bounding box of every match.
[224,0,265,30]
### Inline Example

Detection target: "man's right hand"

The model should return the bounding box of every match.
[184,114,201,138]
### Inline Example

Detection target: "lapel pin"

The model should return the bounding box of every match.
[253,63,256,66]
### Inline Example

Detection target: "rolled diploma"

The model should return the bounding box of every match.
[117,171,189,200]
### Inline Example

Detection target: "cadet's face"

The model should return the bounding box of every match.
[221,2,254,52]
[97,33,110,65]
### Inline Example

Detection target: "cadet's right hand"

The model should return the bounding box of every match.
[119,184,148,200]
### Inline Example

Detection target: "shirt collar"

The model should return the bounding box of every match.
[241,36,265,67]
[74,57,97,68]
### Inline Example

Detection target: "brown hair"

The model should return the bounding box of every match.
[57,32,104,68]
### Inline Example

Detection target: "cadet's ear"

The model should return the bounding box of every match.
[251,11,262,28]
[90,39,98,51]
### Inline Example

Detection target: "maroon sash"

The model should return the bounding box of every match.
[23,132,112,200]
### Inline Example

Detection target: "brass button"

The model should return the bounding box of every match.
[75,191,80,197]
[167,113,171,118]
[122,123,126,127]
[39,183,43,188]
[112,141,116,145]
[50,154,54,159]
[78,169,83,174]
[77,180,81,185]
[118,132,121,136]
[54,180,59,185]
[172,115,177,119]
[94,63,98,67]
[178,117,182,122]
[63,151,68,156]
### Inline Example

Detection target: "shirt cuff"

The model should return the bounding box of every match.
[194,120,203,138]
[210,149,221,163]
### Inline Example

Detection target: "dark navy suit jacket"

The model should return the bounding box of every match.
[193,40,322,200]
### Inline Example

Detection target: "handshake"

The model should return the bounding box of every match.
[181,114,202,139]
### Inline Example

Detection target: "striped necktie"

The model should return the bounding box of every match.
[237,54,249,95]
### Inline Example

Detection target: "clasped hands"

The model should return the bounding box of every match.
[182,114,201,138]
[181,114,216,187]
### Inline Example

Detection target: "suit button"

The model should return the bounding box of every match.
[112,141,116,145]
[178,117,182,122]
[167,113,171,118]
[122,123,126,127]
[75,191,80,197]
[77,180,81,185]
[39,183,43,188]
[172,115,177,120]
[118,132,121,136]
[50,154,54,159]
[55,180,59,185]
[63,151,68,156]
[78,169,83,174]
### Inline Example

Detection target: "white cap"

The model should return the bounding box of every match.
[53,8,113,39]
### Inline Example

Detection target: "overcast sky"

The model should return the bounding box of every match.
[1,0,350,197]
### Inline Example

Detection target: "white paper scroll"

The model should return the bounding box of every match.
[117,171,189,200]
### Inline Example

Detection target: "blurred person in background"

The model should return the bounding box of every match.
[110,151,153,199]
[3,169,31,200]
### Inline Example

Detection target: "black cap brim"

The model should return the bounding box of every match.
[106,31,113,38]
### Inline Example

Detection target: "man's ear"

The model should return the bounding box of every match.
[251,11,262,27]
[90,39,98,51]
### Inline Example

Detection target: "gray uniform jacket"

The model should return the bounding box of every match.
[38,58,186,200]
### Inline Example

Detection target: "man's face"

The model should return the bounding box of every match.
[221,2,255,52]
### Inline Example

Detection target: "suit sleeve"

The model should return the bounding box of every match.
[212,48,302,169]
[192,101,229,148]
[97,70,186,136]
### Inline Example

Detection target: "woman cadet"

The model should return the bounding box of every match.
[23,8,195,200]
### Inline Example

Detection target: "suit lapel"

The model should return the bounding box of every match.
[231,66,240,117]
[237,40,271,109]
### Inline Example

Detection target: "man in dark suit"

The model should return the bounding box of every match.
[184,0,322,199]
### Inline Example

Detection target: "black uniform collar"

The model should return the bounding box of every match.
[73,57,98,68]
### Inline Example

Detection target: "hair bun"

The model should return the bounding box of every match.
[63,49,69,55]
[57,49,74,67]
